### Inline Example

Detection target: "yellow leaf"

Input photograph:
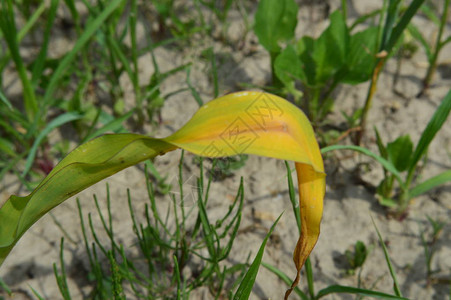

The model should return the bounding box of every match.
[0,91,325,295]
[165,91,325,294]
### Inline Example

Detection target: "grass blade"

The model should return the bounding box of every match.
[386,0,426,51]
[81,109,134,143]
[285,161,301,231]
[0,0,38,120]
[0,277,12,295]
[321,145,404,188]
[379,0,401,51]
[371,217,402,297]
[409,170,451,198]
[0,89,12,110]
[0,1,46,72]
[31,0,60,87]
[233,213,283,300]
[22,112,84,177]
[316,285,408,299]
[408,88,451,176]
[407,24,432,61]
[43,0,124,108]
[53,238,71,300]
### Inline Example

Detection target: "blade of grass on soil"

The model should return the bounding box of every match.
[233,213,282,300]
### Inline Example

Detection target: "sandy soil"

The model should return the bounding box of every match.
[1,1,451,299]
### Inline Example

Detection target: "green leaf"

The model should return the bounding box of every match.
[419,3,440,26]
[321,145,405,189]
[0,137,15,157]
[340,26,378,84]
[317,285,408,299]
[386,0,426,52]
[409,170,451,198]
[377,195,398,208]
[22,112,84,177]
[387,135,413,172]
[407,24,433,61]
[312,10,349,84]
[0,90,12,110]
[353,241,368,268]
[379,0,402,51]
[0,134,175,265]
[81,109,134,143]
[254,0,298,53]
[374,127,388,159]
[274,45,305,86]
[31,0,59,87]
[233,213,282,300]
[0,0,38,120]
[296,36,317,86]
[408,87,451,174]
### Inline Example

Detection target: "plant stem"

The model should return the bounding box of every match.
[356,57,386,145]
[399,164,415,214]
[309,88,321,122]
[305,257,315,299]
[270,51,283,88]
[420,0,450,95]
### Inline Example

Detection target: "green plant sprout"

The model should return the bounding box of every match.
[408,0,451,96]
[344,241,372,276]
[419,215,445,284]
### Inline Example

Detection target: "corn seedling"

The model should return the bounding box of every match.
[0,91,325,298]
[323,87,451,216]
[344,240,372,276]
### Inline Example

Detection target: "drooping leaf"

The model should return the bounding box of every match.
[0,92,325,295]
[254,0,298,53]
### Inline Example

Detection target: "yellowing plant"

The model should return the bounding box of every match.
[0,91,325,295]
